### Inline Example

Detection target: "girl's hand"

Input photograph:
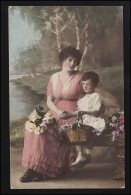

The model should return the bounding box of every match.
[63,111,71,118]
[78,111,85,117]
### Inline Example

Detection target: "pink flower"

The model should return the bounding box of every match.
[118,115,124,124]
[119,125,124,132]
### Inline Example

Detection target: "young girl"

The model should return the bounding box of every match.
[67,71,106,167]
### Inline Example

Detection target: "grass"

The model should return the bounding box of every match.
[10,118,27,147]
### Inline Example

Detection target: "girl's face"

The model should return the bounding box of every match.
[82,79,95,94]
[62,56,78,72]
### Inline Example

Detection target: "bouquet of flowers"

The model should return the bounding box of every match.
[59,119,83,134]
[25,106,56,135]
[103,111,124,141]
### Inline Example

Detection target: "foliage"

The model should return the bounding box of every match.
[14,45,44,74]
[10,6,121,73]
[65,6,118,42]
[72,119,83,130]
[36,105,45,117]
[85,64,124,110]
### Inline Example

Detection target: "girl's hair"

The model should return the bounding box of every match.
[82,71,99,87]
[58,46,82,65]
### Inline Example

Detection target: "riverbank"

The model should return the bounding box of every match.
[10,65,124,110]
[9,64,123,146]
[10,69,61,95]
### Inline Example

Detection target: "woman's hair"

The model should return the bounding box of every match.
[82,71,99,87]
[58,46,82,65]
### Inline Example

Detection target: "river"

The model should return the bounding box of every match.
[9,82,44,121]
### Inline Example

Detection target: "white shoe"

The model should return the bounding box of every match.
[72,154,86,166]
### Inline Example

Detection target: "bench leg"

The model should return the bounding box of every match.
[113,133,125,180]
[101,133,125,180]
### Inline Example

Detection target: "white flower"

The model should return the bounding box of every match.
[119,111,124,115]
[40,125,47,133]
[28,110,41,122]
[41,113,55,125]
[109,122,116,127]
[44,113,54,120]
[40,122,45,126]
[111,116,117,123]
[25,121,36,132]
[34,126,41,135]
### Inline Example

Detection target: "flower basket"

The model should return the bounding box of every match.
[65,125,87,143]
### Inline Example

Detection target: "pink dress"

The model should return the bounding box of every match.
[21,71,83,178]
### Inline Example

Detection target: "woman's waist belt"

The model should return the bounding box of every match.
[54,98,77,104]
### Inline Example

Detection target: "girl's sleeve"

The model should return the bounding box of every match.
[92,93,103,111]
[46,76,53,97]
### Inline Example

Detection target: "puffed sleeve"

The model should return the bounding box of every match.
[92,93,102,111]
[46,76,53,97]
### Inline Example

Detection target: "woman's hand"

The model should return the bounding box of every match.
[56,110,68,119]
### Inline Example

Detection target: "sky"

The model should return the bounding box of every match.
[9,7,41,74]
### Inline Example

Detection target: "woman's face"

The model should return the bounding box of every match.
[62,56,78,72]
[82,79,95,94]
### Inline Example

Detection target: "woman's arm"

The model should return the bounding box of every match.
[47,96,67,118]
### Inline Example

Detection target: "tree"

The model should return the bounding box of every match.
[66,6,119,70]
[10,6,73,53]
[14,45,43,76]
[10,6,119,71]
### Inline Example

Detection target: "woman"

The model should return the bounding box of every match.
[20,46,83,182]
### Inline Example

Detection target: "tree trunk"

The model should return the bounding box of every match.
[55,9,61,53]
[74,15,80,50]
[79,27,89,71]
[31,66,36,77]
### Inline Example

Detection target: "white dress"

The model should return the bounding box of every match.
[77,92,106,135]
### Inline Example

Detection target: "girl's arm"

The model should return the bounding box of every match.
[78,103,105,118]
[66,110,79,117]
[78,110,98,117]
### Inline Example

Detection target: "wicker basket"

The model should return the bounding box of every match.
[65,125,87,143]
